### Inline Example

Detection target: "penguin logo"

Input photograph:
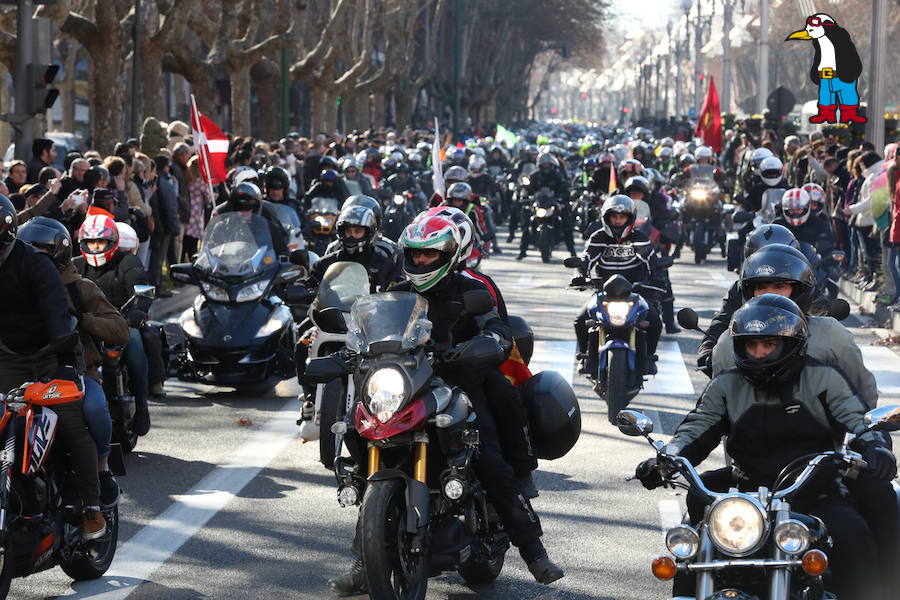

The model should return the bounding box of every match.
[786,14,865,125]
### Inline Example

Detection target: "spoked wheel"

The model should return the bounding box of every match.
[60,505,119,581]
[361,479,428,600]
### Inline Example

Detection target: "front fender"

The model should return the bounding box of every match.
[598,338,636,372]
[368,469,430,533]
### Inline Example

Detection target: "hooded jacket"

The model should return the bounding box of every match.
[848,160,885,228]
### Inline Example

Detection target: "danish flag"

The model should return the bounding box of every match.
[190,94,229,185]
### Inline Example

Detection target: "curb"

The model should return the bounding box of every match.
[149,287,197,322]
[839,277,900,332]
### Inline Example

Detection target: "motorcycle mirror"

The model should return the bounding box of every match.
[676,307,701,331]
[732,211,753,224]
[290,249,310,269]
[863,405,900,433]
[304,355,350,385]
[314,307,348,334]
[563,256,582,269]
[615,410,653,437]
[284,286,317,307]
[827,299,851,321]
[722,203,736,213]
[170,263,195,285]
[133,284,156,298]
[462,289,494,316]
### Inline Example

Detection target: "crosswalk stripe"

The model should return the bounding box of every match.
[529,340,576,386]
[643,341,696,396]
[860,346,900,396]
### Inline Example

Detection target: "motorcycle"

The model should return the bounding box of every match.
[169,213,306,390]
[0,379,119,597]
[307,196,341,256]
[266,201,306,252]
[616,406,900,600]
[564,259,659,424]
[530,187,561,263]
[305,290,512,599]
[680,165,723,265]
[383,193,416,243]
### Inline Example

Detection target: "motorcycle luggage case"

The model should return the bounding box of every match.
[519,371,581,460]
[507,315,533,365]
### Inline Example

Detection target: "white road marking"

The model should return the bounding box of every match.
[658,499,684,534]
[509,273,534,289]
[642,341,696,396]
[63,398,299,599]
[860,346,900,396]
[710,270,727,280]
[529,340,576,386]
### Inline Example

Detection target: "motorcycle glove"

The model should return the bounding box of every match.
[635,457,664,490]
[696,352,713,378]
[863,443,898,481]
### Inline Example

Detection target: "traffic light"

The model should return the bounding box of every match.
[25,63,59,114]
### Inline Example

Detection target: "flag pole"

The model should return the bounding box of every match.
[191,93,218,207]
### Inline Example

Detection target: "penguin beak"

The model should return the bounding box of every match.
[785,29,812,40]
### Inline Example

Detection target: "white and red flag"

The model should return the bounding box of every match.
[190,94,229,185]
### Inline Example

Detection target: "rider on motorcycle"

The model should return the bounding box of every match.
[0,196,106,539]
[774,188,834,253]
[303,168,350,208]
[636,294,891,600]
[18,216,128,507]
[574,195,665,375]
[213,182,290,257]
[519,153,575,259]
[339,158,375,198]
[741,155,788,214]
[444,182,491,256]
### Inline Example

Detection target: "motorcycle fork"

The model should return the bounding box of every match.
[0,414,14,537]
[768,500,791,598]
[367,445,381,477]
[413,435,428,483]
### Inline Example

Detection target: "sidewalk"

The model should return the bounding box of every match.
[839,277,900,332]
[149,286,197,322]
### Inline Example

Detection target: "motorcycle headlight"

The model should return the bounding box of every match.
[535,207,548,218]
[236,280,270,303]
[365,368,407,423]
[256,315,286,338]
[707,495,768,556]
[773,519,811,555]
[690,189,709,201]
[201,281,229,302]
[603,301,632,327]
[665,525,700,559]
[181,316,202,338]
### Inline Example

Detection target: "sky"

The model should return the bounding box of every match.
[611,0,684,37]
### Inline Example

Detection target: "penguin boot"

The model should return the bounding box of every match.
[839,104,867,124]
[808,104,837,124]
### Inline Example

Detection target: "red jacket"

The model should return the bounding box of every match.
[890,173,900,244]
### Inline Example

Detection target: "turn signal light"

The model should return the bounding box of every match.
[651,555,677,580]
[801,549,828,576]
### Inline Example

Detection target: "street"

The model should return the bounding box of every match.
[13,233,900,600]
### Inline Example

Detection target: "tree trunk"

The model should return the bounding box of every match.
[60,47,78,133]
[355,93,370,131]
[252,60,280,141]
[394,89,412,130]
[141,46,165,122]
[309,84,327,136]
[324,89,338,134]
[229,65,252,135]
[89,49,125,155]
[372,89,386,129]
[0,64,9,152]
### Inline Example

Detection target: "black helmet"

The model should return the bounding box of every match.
[739,244,815,312]
[537,152,556,169]
[444,165,468,184]
[519,371,581,460]
[743,224,799,259]
[623,175,650,198]
[336,205,376,254]
[17,216,72,268]
[730,294,808,392]
[395,162,409,173]
[600,194,636,239]
[320,156,340,171]
[342,195,383,233]
[446,182,472,203]
[0,194,17,249]
[228,182,263,213]
[264,166,290,192]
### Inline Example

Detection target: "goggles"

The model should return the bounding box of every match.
[806,16,834,27]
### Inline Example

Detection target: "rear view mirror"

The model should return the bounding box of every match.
[462,289,494,316]
[133,285,156,298]
[863,405,900,432]
[170,263,195,285]
[616,410,653,437]
[290,249,310,269]
[732,211,753,224]
[304,356,350,385]
[677,308,700,331]
[563,256,582,269]
[313,307,348,334]
[285,286,316,307]
[827,299,850,321]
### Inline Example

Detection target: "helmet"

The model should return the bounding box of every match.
[619,158,644,179]
[320,169,339,183]
[801,183,825,206]
[658,146,673,159]
[623,176,650,198]
[468,155,486,174]
[536,152,557,170]
[232,166,259,187]
[116,222,140,255]
[228,182,263,213]
[444,165,468,184]
[739,244,815,312]
[18,216,73,268]
[758,156,783,186]
[380,157,397,172]
[446,182,473,204]
[781,188,812,226]
[395,162,409,174]
[342,195,383,233]
[0,195,16,250]
[264,166,290,192]
[320,156,340,171]
[421,206,476,264]
[78,214,119,267]
[695,146,713,161]
[600,195,636,240]
[341,157,360,173]
[336,205,377,254]
[584,157,599,171]
[407,151,422,166]
[743,224,799,259]
[679,153,696,168]
[730,294,808,392]
[449,147,467,163]
[598,152,615,165]
[750,147,774,171]
[399,215,461,292]
[660,137,675,148]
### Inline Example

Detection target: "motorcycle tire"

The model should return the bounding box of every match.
[692,224,707,264]
[0,546,12,599]
[60,505,119,581]
[361,479,429,600]
[318,379,343,470]
[117,416,138,455]
[604,347,629,425]
[539,226,552,263]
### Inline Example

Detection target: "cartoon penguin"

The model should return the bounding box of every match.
[786,13,865,124]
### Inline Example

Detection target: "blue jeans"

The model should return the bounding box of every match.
[123,327,150,412]
[888,246,900,302]
[83,377,112,459]
[818,78,859,106]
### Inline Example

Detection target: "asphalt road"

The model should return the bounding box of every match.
[13,231,900,600]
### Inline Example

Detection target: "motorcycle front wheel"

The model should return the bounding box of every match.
[604,347,629,425]
[539,225,552,263]
[318,379,343,470]
[361,479,428,600]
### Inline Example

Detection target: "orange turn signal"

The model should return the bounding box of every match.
[105,349,121,359]
[651,555,677,580]
[801,549,828,576]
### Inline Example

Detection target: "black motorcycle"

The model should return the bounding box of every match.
[679,165,723,264]
[383,192,416,243]
[170,213,306,390]
[530,187,561,263]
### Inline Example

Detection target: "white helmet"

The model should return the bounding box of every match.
[759,156,784,186]
[781,188,812,226]
[695,146,714,161]
[468,155,486,175]
[416,206,476,264]
[115,222,140,254]
[234,168,259,186]
[750,148,774,172]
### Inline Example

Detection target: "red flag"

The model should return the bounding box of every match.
[695,77,723,152]
[190,95,229,185]
[608,163,617,194]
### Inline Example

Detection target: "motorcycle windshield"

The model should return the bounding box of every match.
[316,262,370,311]
[691,164,716,183]
[521,163,537,176]
[346,292,433,354]
[268,203,302,230]
[195,213,275,277]
[310,197,340,214]
[760,188,783,222]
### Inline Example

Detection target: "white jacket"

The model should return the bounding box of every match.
[848,159,885,227]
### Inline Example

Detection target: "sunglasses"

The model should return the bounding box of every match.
[805,16,834,27]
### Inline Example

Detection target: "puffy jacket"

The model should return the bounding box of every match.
[73,252,148,312]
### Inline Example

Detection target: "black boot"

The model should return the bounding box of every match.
[520,541,564,585]
[327,555,367,596]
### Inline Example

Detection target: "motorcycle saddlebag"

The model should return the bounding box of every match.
[507,315,533,365]
[519,371,581,460]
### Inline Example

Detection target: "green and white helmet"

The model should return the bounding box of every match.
[399,214,461,291]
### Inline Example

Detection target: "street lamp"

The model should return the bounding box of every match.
[681,0,692,117]
[665,20,672,118]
